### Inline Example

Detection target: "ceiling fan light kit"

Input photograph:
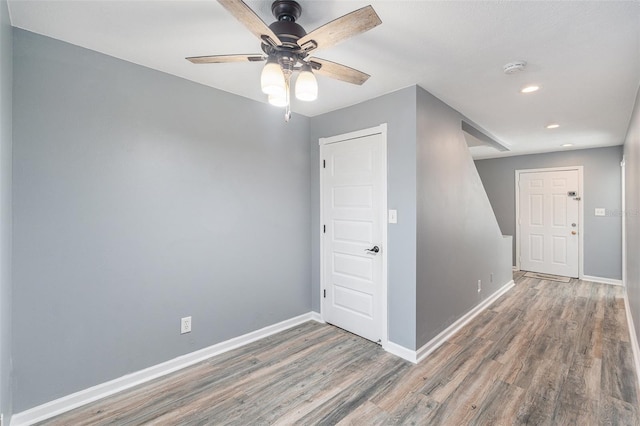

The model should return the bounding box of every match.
[295,63,318,102]
[268,92,289,107]
[260,56,286,96]
[187,0,382,121]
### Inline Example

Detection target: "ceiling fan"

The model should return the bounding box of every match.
[187,0,382,121]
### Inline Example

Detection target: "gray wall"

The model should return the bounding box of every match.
[415,87,512,347]
[12,29,311,412]
[309,86,418,350]
[475,146,623,280]
[0,0,12,421]
[624,86,640,344]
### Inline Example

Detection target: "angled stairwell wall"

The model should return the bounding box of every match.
[415,86,512,349]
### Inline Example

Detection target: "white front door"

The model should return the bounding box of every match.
[519,169,580,277]
[320,128,386,343]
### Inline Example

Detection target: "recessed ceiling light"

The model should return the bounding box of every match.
[521,85,540,93]
[546,123,560,129]
[562,143,573,147]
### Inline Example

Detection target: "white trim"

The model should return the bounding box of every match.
[624,292,640,397]
[318,123,387,146]
[380,280,515,365]
[581,275,624,286]
[383,341,417,364]
[512,266,519,272]
[319,124,389,348]
[11,312,320,426]
[379,126,389,349]
[515,166,584,278]
[622,156,626,287]
[416,279,515,363]
[310,311,324,323]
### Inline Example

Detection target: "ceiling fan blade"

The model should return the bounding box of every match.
[309,58,370,85]
[186,54,265,64]
[297,5,381,53]
[217,0,282,47]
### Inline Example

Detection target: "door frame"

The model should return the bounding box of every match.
[515,166,584,278]
[319,123,388,347]
[621,156,626,287]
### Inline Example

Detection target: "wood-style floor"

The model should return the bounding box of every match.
[40,272,640,425]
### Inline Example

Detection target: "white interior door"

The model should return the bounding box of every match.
[519,169,580,277]
[321,129,386,343]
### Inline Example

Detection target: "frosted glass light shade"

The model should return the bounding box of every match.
[268,93,288,108]
[295,66,318,101]
[261,59,285,96]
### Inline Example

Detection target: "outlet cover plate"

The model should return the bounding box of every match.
[181,316,192,334]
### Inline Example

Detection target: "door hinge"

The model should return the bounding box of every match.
[323,289,326,298]
[323,224,326,233]
[323,159,326,168]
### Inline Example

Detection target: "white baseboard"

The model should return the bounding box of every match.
[623,293,640,400]
[381,279,516,365]
[581,275,623,286]
[512,266,519,272]
[310,311,324,323]
[11,312,320,426]
[8,278,523,425]
[384,341,417,363]
[415,280,515,364]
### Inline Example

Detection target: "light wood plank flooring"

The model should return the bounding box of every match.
[39,272,640,425]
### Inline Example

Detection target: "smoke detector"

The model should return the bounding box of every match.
[503,61,527,74]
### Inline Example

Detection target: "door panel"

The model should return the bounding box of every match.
[519,169,580,277]
[322,132,385,342]
[529,234,544,261]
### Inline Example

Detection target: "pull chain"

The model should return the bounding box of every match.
[284,69,292,122]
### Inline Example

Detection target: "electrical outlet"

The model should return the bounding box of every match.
[181,316,192,334]
[477,279,482,293]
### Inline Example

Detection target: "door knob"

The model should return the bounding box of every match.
[365,245,380,254]
[571,231,577,235]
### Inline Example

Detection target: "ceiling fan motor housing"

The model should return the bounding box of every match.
[262,0,308,67]
[271,0,301,22]
[266,0,306,52]
[268,21,306,47]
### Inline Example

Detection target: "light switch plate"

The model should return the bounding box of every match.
[595,208,605,217]
[388,210,397,224]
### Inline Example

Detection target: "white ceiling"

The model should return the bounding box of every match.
[8,0,640,158]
